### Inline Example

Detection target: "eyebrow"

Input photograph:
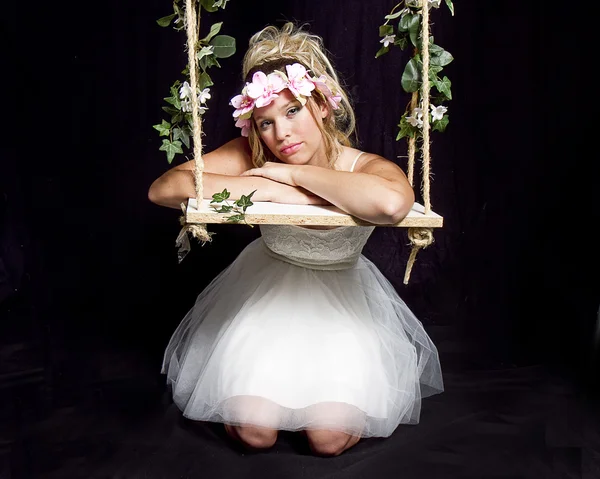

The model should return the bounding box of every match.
[254,100,299,121]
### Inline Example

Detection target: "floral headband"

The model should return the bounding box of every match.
[229,63,342,137]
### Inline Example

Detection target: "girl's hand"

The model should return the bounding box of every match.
[240,162,298,186]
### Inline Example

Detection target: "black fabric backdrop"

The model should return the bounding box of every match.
[2,1,599,478]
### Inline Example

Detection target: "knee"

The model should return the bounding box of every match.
[306,430,355,457]
[235,426,278,450]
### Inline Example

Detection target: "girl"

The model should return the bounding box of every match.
[148,22,443,457]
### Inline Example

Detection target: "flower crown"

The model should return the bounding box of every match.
[229,63,342,137]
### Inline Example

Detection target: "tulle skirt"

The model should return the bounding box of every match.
[162,238,443,438]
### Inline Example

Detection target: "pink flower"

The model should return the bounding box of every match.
[230,88,255,119]
[235,117,252,137]
[285,63,315,102]
[246,71,286,108]
[310,75,342,110]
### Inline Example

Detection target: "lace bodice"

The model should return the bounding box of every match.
[260,224,375,270]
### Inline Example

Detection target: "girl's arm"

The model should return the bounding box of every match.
[242,154,415,225]
[148,137,328,209]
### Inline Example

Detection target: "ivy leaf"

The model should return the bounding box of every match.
[213,0,230,7]
[159,139,183,164]
[211,189,231,203]
[197,46,215,62]
[432,115,449,132]
[200,0,218,12]
[156,13,177,27]
[162,106,179,116]
[432,76,452,100]
[199,54,221,71]
[212,205,233,213]
[199,22,222,44]
[173,126,191,148]
[234,190,256,211]
[394,36,409,50]
[198,72,214,90]
[445,0,455,16]
[153,119,171,137]
[396,117,417,141]
[226,214,245,223]
[379,25,394,37]
[401,57,422,92]
[384,10,404,20]
[210,35,236,58]
[407,14,421,47]
[375,45,389,58]
[164,94,181,109]
[429,44,454,67]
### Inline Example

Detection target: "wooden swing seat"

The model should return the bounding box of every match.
[185,198,443,228]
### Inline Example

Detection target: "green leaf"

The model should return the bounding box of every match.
[197,45,215,62]
[226,214,245,223]
[159,139,183,164]
[445,0,455,16]
[162,106,179,116]
[211,189,231,203]
[234,190,256,211]
[213,205,233,213]
[153,119,171,137]
[401,57,422,92]
[396,116,417,141]
[198,72,214,90]
[394,36,409,50]
[199,54,221,71]
[156,13,177,27]
[429,44,454,67]
[200,0,218,12]
[210,35,236,58]
[200,22,222,44]
[384,10,404,20]
[432,114,449,132]
[173,126,191,149]
[379,24,394,37]
[375,45,389,59]
[407,14,421,47]
[432,76,452,100]
[398,12,418,33]
[164,94,181,109]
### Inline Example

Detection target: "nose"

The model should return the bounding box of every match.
[274,120,291,141]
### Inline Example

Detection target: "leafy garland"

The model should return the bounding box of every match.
[376,0,454,142]
[153,0,236,164]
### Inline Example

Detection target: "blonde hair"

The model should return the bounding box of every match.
[241,23,356,168]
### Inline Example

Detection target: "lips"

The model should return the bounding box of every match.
[280,142,302,155]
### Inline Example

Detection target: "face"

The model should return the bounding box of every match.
[253,89,329,166]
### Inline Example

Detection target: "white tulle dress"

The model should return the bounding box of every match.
[162,222,444,438]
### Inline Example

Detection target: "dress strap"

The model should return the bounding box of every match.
[349,151,365,172]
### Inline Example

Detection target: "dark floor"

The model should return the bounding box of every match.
[5,356,600,479]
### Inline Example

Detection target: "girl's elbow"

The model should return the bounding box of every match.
[382,191,414,224]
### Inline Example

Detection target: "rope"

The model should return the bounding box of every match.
[403,1,434,284]
[176,0,211,258]
[406,91,418,187]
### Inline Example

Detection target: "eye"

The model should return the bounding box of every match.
[287,106,300,116]
[259,120,272,130]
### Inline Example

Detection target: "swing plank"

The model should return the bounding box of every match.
[185,199,443,227]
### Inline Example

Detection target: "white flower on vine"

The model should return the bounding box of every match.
[181,99,208,114]
[406,107,424,128]
[198,88,211,104]
[430,104,447,121]
[179,81,194,100]
[380,34,396,48]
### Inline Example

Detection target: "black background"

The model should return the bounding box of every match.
[2,1,598,478]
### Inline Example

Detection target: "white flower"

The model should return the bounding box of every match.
[181,99,192,112]
[429,0,442,7]
[179,81,193,100]
[198,88,211,104]
[406,107,424,128]
[380,34,396,48]
[430,104,447,121]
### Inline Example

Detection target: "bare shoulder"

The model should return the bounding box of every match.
[173,137,253,175]
[341,147,405,176]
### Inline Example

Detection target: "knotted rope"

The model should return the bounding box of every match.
[175,0,212,260]
[403,2,434,284]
